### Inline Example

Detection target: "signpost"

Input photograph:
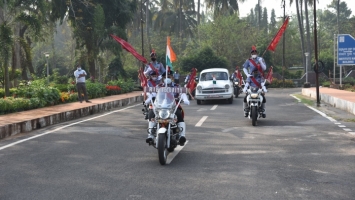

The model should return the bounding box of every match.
[337,34,355,86]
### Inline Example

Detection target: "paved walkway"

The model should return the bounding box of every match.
[302,87,355,116]
[0,91,143,139]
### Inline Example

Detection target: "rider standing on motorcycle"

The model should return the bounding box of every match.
[242,46,268,118]
[146,70,190,146]
[144,51,166,78]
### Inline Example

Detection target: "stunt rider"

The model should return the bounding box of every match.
[242,46,268,118]
[144,51,166,78]
[143,71,161,119]
[146,70,190,146]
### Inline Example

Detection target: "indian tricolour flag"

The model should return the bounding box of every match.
[166,36,177,71]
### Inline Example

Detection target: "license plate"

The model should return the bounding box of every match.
[206,95,220,98]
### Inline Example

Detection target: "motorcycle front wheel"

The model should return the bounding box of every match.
[158,134,168,165]
[251,106,257,126]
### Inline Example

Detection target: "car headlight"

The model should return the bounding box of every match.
[197,85,202,91]
[250,93,259,98]
[225,84,230,89]
[158,109,170,119]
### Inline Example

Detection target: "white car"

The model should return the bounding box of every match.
[195,68,234,104]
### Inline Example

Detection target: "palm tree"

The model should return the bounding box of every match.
[294,0,306,71]
[205,0,244,18]
[0,0,43,96]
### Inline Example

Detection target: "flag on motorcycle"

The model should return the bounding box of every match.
[265,66,273,84]
[166,37,177,71]
[236,70,243,86]
[138,67,147,87]
[266,16,290,52]
[110,34,148,64]
[186,68,197,90]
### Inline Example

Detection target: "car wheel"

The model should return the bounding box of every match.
[228,96,233,104]
[197,100,201,105]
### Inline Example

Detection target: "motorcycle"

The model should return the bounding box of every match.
[146,87,186,165]
[232,78,243,98]
[246,86,264,126]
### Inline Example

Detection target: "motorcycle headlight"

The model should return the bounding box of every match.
[250,93,259,98]
[225,84,230,89]
[158,109,170,119]
[234,82,239,85]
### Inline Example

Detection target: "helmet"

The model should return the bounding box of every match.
[149,70,157,76]
[250,45,257,54]
[150,51,157,57]
[164,78,172,85]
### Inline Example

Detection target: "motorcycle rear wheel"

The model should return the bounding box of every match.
[251,106,257,126]
[158,134,168,165]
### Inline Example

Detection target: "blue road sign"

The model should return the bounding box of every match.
[338,34,355,65]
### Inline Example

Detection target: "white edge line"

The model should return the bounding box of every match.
[290,94,301,102]
[0,103,141,151]
[166,140,188,164]
[195,116,208,127]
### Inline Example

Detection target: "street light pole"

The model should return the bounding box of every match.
[305,52,309,83]
[44,52,50,84]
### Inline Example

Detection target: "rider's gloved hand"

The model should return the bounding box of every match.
[243,87,247,93]
[262,86,268,93]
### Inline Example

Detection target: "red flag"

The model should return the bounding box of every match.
[265,66,273,83]
[138,67,148,87]
[236,70,243,85]
[110,34,148,64]
[187,68,197,90]
[267,16,290,52]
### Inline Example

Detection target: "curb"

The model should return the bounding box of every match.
[302,88,355,116]
[0,95,143,140]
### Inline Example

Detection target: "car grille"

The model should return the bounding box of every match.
[201,87,226,94]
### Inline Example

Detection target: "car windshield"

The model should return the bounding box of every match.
[154,89,175,109]
[200,72,228,81]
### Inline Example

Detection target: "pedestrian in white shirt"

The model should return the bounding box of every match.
[73,65,91,103]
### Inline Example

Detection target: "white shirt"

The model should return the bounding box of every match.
[74,69,87,83]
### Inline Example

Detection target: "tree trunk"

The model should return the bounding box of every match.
[296,0,306,72]
[197,0,200,25]
[304,1,312,72]
[145,0,152,51]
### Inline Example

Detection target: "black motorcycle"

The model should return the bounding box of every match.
[232,78,243,98]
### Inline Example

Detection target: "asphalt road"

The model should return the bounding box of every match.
[0,88,354,200]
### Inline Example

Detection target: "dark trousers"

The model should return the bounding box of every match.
[76,82,89,101]
[174,79,180,84]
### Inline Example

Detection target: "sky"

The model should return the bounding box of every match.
[238,0,355,18]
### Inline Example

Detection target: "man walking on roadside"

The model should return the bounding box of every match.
[173,70,180,84]
[74,64,91,103]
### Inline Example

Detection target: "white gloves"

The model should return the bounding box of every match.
[243,82,249,93]
[262,86,268,93]
[144,93,156,105]
[181,93,190,105]
[261,82,267,93]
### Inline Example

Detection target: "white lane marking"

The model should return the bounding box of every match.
[0,104,141,151]
[195,116,208,127]
[290,94,301,102]
[210,105,218,110]
[291,98,355,136]
[166,141,188,164]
